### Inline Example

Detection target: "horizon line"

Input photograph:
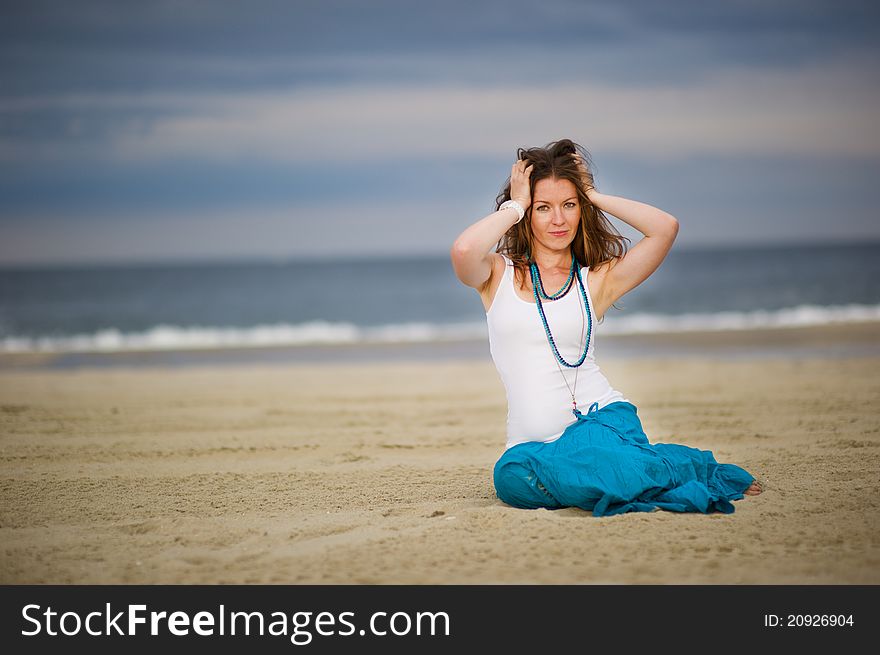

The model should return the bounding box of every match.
[2,235,879,271]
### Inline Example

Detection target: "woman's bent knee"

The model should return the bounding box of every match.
[493,457,561,510]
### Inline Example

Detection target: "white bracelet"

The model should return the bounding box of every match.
[499,199,525,223]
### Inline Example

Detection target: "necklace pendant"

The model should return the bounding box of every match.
[571,399,577,411]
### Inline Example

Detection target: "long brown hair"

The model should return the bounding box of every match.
[494,138,630,317]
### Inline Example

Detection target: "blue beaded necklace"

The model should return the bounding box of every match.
[533,255,576,300]
[529,254,593,415]
[528,255,592,368]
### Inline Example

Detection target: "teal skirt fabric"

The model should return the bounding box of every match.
[493,401,755,516]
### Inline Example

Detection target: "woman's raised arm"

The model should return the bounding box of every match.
[450,160,533,290]
[588,187,679,304]
[571,153,679,307]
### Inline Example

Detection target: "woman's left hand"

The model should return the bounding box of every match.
[571,153,597,203]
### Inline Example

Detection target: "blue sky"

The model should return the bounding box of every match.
[1,0,879,265]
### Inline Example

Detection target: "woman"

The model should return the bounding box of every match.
[450,138,762,516]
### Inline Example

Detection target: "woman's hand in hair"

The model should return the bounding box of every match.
[510,159,533,209]
[571,153,597,201]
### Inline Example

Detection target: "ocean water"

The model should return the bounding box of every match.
[0,241,878,355]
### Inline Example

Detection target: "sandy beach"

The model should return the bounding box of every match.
[1,326,879,584]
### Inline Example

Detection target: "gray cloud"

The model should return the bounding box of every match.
[1,0,878,264]
[3,53,877,168]
[3,0,876,93]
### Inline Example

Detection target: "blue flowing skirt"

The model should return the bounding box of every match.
[493,401,756,516]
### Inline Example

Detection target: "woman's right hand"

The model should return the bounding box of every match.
[509,159,533,209]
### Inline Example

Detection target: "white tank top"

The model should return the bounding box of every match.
[486,252,628,450]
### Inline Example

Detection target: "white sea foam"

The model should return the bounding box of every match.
[1,304,878,353]
[0,320,487,353]
[600,303,880,334]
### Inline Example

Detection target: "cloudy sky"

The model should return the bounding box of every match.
[1,0,878,266]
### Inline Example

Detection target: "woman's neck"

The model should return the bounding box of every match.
[531,247,573,272]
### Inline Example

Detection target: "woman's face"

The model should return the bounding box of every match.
[529,177,581,254]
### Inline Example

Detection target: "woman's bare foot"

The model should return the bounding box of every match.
[744,480,762,496]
